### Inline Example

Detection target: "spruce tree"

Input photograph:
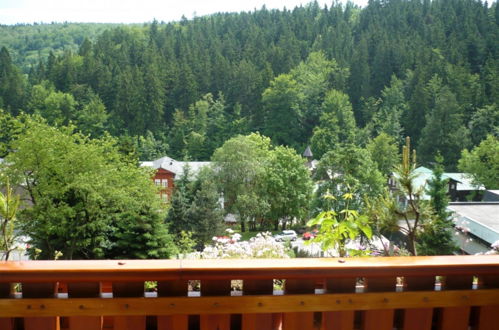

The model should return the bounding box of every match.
[417,154,457,255]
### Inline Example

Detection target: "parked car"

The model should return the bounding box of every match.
[274,230,298,242]
[302,229,319,240]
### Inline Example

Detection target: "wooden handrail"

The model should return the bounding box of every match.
[0,256,498,330]
[1,255,498,282]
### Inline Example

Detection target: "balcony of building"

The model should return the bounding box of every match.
[0,255,498,330]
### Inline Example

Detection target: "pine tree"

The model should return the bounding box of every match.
[418,155,457,255]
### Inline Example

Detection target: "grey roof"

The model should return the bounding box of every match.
[448,202,499,244]
[303,146,313,158]
[140,156,211,178]
[484,190,499,202]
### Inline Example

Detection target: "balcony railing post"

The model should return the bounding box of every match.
[112,281,146,330]
[157,279,189,330]
[282,278,316,329]
[322,277,357,329]
[437,274,474,330]
[402,276,436,330]
[67,282,102,330]
[200,279,232,330]
[361,277,396,330]
[475,274,499,330]
[22,282,59,330]
[242,279,275,330]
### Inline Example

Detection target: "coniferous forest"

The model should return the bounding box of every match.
[0,0,498,170]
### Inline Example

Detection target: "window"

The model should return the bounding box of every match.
[154,179,161,186]
[162,179,168,187]
[161,194,168,202]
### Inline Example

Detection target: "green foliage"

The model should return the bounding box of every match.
[264,145,313,230]
[365,75,406,140]
[312,144,385,215]
[175,231,197,256]
[212,133,271,232]
[367,137,434,256]
[0,0,497,170]
[262,74,303,147]
[307,192,373,257]
[417,78,470,169]
[134,131,169,161]
[187,168,225,248]
[165,165,196,236]
[4,117,176,260]
[417,155,457,255]
[310,90,357,158]
[366,133,400,176]
[0,178,21,260]
[212,133,312,232]
[0,110,23,157]
[0,47,26,114]
[469,104,498,145]
[458,135,499,189]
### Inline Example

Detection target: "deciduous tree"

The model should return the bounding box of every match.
[5,117,176,259]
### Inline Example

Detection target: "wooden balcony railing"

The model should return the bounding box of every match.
[0,255,498,330]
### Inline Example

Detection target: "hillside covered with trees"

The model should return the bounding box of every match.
[1,0,497,168]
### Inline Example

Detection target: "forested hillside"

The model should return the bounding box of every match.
[0,0,497,169]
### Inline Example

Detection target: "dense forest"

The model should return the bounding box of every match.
[0,0,498,170]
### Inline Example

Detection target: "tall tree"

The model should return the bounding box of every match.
[458,135,499,189]
[211,133,271,232]
[5,117,176,259]
[367,137,434,256]
[312,144,385,215]
[261,74,303,147]
[0,47,25,114]
[417,155,457,255]
[366,132,400,177]
[187,168,225,248]
[418,79,470,169]
[264,146,313,230]
[310,90,357,159]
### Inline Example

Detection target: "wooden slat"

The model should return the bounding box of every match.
[322,278,356,330]
[22,282,59,330]
[0,290,498,317]
[242,279,274,330]
[67,282,102,330]
[200,280,231,330]
[282,279,316,330]
[437,275,473,330]
[476,274,499,330]
[157,279,188,330]
[112,282,145,330]
[475,305,499,330]
[0,283,13,330]
[361,277,396,330]
[402,276,436,330]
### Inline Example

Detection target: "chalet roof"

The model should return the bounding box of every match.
[392,166,485,200]
[303,146,313,158]
[445,172,486,191]
[448,202,499,245]
[140,156,211,178]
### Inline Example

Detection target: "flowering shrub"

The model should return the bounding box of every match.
[193,229,291,259]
